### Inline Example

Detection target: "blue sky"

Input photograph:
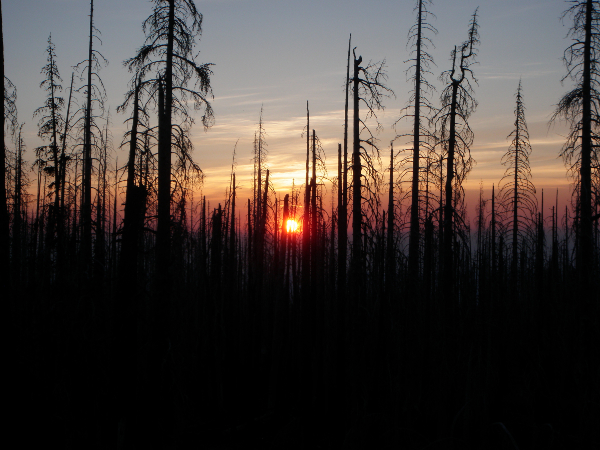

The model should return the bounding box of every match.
[3,0,577,214]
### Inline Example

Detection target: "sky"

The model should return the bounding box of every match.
[3,0,579,219]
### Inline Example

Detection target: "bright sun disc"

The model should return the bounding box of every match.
[286,219,298,233]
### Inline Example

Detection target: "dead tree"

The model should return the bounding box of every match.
[400,0,438,279]
[432,9,479,304]
[498,80,537,277]
[551,0,600,284]
[34,35,64,260]
[74,0,108,272]
[338,35,351,296]
[2,4,17,288]
[123,1,214,443]
[350,48,393,277]
[126,0,213,290]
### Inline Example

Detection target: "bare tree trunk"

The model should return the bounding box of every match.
[311,130,317,295]
[337,143,342,285]
[153,2,176,443]
[338,35,351,297]
[120,78,141,285]
[111,159,117,281]
[579,0,593,284]
[352,54,363,272]
[443,80,459,304]
[386,144,395,292]
[48,44,60,250]
[81,0,94,271]
[0,3,8,291]
[512,104,520,275]
[13,129,23,284]
[230,173,236,276]
[408,0,424,279]
[302,102,311,294]
[57,72,75,273]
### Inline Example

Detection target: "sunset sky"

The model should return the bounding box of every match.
[3,0,577,218]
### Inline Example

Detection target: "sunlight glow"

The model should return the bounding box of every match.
[286,219,298,233]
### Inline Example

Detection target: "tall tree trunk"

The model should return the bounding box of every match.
[281,193,289,280]
[337,143,342,287]
[47,43,60,251]
[387,144,395,292]
[579,0,593,283]
[512,102,520,275]
[50,45,60,222]
[81,0,94,271]
[408,0,424,279]
[13,129,23,283]
[311,130,318,295]
[230,172,236,276]
[352,54,363,271]
[443,80,459,304]
[261,169,269,245]
[111,159,117,281]
[0,2,9,291]
[120,77,141,285]
[302,102,311,294]
[156,0,175,286]
[338,34,351,298]
[57,72,75,273]
[153,2,176,442]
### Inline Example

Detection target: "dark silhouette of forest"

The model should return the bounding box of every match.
[3,0,599,448]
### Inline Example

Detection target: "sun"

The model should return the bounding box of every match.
[286,219,298,233]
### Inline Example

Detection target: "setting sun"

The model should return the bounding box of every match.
[286,219,298,233]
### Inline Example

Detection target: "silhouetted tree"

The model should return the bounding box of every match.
[57,72,75,243]
[124,0,213,444]
[117,75,151,288]
[401,0,437,279]
[1,1,16,289]
[11,124,27,283]
[386,143,396,292]
[34,34,64,248]
[498,80,537,277]
[338,35,351,296]
[552,0,599,282]
[74,0,108,271]
[126,0,213,288]
[433,9,479,303]
[350,49,393,275]
[302,102,311,297]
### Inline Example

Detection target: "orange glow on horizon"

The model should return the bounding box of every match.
[286,219,298,233]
